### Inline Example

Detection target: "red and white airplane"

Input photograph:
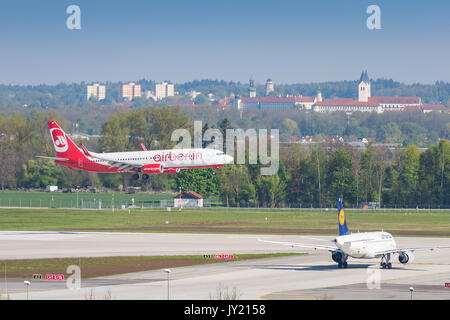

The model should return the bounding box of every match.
[38,121,234,180]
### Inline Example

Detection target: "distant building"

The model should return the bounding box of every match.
[87,83,106,101]
[121,82,141,100]
[316,89,323,102]
[312,70,422,113]
[358,70,371,102]
[145,90,157,101]
[265,78,274,95]
[234,95,316,111]
[421,104,447,113]
[249,79,256,98]
[174,191,203,208]
[187,90,201,100]
[155,81,175,100]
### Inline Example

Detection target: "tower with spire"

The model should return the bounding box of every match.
[358,70,371,102]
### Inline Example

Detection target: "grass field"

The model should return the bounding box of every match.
[0,253,302,279]
[0,190,175,209]
[0,206,449,236]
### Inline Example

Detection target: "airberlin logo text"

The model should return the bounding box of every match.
[153,151,202,162]
[50,128,68,153]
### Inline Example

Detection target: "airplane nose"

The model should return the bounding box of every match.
[225,155,234,164]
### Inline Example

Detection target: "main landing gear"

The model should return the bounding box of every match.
[380,253,392,269]
[338,259,348,269]
[132,174,149,180]
[332,251,348,268]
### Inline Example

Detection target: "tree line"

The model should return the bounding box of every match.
[0,107,448,208]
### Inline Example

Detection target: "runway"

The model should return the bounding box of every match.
[1,231,450,300]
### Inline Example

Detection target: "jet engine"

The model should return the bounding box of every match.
[142,163,163,174]
[398,251,415,264]
[331,251,343,263]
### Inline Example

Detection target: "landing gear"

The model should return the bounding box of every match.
[332,251,348,269]
[131,173,149,181]
[380,253,392,269]
[337,255,348,268]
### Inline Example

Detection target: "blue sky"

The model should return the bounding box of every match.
[0,0,449,85]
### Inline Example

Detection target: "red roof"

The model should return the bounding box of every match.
[422,104,447,110]
[315,98,378,107]
[174,191,203,199]
[241,96,314,103]
[369,97,421,104]
[403,105,422,111]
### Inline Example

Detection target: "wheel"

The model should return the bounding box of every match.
[142,174,149,180]
[132,174,139,180]
[387,263,392,269]
[343,262,348,268]
[381,262,386,269]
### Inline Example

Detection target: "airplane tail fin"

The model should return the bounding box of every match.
[338,198,350,236]
[48,121,84,159]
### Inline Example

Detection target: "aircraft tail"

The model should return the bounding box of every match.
[48,121,85,159]
[337,198,350,236]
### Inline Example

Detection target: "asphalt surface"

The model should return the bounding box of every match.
[1,231,450,300]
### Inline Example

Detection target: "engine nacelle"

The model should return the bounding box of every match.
[142,163,163,174]
[163,168,180,174]
[398,251,415,264]
[331,251,343,263]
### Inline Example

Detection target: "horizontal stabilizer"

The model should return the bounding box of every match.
[79,143,92,157]
[36,156,69,161]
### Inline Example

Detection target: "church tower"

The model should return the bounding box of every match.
[249,78,256,98]
[316,88,323,102]
[358,70,371,102]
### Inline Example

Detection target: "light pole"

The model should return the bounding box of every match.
[409,287,414,300]
[24,281,30,300]
[164,269,171,300]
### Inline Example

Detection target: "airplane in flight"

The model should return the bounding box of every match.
[38,121,234,180]
[259,198,450,269]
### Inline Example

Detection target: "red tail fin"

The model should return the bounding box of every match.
[48,121,85,159]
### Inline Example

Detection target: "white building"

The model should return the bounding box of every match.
[87,83,106,101]
[312,70,422,113]
[265,78,274,95]
[155,81,175,100]
[358,70,371,102]
[121,82,141,100]
[173,191,203,208]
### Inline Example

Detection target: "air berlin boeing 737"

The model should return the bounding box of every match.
[38,121,234,180]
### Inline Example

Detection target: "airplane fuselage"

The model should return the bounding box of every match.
[335,231,396,259]
[57,148,233,174]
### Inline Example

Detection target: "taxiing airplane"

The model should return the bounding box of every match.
[38,121,234,180]
[259,198,450,269]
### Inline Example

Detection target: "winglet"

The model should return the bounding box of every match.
[139,142,148,151]
[79,143,92,157]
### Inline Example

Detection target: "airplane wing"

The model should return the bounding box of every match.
[36,156,69,161]
[79,143,142,172]
[374,246,450,256]
[258,238,337,252]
